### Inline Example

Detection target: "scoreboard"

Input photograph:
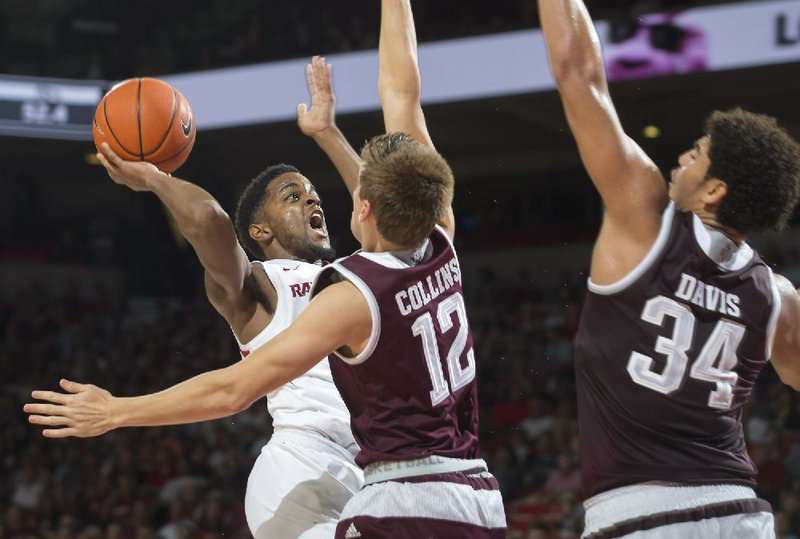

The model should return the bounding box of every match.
[0,75,105,140]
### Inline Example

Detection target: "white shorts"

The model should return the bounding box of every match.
[245,429,364,539]
[582,483,774,539]
[336,457,507,538]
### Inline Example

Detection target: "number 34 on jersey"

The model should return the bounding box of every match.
[627,294,745,410]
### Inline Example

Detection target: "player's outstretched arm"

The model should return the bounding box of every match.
[24,281,371,438]
[769,274,800,391]
[298,55,362,196]
[97,143,251,320]
[539,0,667,230]
[379,0,455,238]
[378,0,432,148]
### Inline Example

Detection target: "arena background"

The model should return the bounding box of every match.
[2,1,800,538]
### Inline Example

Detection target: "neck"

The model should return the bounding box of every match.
[365,238,410,253]
[262,245,320,264]
[697,213,745,244]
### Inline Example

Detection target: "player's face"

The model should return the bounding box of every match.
[669,136,712,211]
[263,173,335,262]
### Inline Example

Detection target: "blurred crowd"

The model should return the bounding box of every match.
[1,0,730,79]
[3,254,800,538]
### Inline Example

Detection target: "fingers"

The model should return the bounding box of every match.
[43,428,81,439]
[29,390,71,405]
[297,103,308,118]
[60,378,88,393]
[97,152,114,174]
[24,402,66,415]
[99,142,124,166]
[28,414,72,427]
[305,62,317,96]
[314,56,332,94]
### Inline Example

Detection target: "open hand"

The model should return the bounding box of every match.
[24,379,116,438]
[297,56,336,138]
[96,142,167,192]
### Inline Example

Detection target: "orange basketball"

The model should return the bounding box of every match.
[92,77,196,173]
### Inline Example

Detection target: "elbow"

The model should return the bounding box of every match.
[782,374,800,393]
[550,54,604,89]
[221,383,254,416]
[378,81,422,108]
[773,356,800,392]
[547,34,605,88]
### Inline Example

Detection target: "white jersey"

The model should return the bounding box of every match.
[236,259,356,451]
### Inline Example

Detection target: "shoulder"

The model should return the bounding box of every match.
[590,202,676,287]
[775,274,796,311]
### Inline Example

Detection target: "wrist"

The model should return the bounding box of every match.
[107,395,127,430]
[143,168,170,192]
[310,124,340,141]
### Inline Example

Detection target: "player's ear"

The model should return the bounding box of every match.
[358,199,372,223]
[249,223,274,245]
[702,178,728,206]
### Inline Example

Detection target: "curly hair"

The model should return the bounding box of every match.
[359,132,454,248]
[234,163,300,258]
[706,109,800,234]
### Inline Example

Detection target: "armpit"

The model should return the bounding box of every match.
[246,263,276,315]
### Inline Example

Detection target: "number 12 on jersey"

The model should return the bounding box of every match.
[412,292,477,406]
[627,295,745,409]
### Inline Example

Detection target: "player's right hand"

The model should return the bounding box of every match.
[96,142,168,192]
[24,379,116,438]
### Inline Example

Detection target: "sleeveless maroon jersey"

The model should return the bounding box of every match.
[575,203,781,497]
[312,228,480,468]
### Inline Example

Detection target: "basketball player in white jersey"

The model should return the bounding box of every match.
[91,56,365,539]
[539,0,800,537]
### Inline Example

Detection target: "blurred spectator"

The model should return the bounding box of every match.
[543,454,581,499]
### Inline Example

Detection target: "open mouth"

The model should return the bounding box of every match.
[309,211,327,238]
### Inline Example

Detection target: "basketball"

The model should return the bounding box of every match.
[92,77,196,173]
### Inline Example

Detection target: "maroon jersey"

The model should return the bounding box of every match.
[312,227,480,468]
[575,203,781,497]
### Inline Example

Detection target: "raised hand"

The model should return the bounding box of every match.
[24,379,116,438]
[96,142,168,192]
[297,56,336,138]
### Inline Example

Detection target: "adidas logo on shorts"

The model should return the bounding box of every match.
[344,522,362,538]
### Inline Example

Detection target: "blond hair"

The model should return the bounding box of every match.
[359,132,454,247]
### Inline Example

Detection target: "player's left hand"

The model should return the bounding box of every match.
[297,56,336,138]
[24,379,116,438]
[96,142,168,192]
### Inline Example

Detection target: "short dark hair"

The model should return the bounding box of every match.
[359,132,454,247]
[234,164,300,258]
[706,109,800,234]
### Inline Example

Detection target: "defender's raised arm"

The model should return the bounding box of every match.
[378,0,455,238]
[538,0,666,238]
[378,0,433,148]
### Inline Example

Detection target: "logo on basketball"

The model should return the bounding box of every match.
[180,111,193,137]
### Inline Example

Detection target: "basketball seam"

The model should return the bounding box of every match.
[102,93,139,159]
[143,85,178,158]
[152,133,194,165]
[136,78,144,159]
